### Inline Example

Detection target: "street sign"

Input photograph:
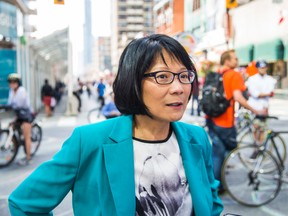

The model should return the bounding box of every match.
[226,0,238,9]
[54,0,64,5]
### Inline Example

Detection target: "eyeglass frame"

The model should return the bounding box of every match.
[143,70,196,85]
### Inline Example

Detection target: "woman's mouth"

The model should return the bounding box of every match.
[167,102,183,107]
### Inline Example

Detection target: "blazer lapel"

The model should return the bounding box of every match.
[103,115,136,215]
[172,122,209,215]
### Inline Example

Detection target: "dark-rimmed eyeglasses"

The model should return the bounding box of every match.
[143,70,196,85]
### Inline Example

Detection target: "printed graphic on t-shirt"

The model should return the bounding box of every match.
[134,133,193,216]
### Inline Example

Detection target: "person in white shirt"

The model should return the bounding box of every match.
[246,60,276,144]
[7,73,33,165]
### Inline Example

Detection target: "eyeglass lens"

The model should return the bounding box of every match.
[156,71,194,84]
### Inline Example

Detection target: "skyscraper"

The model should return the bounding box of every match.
[111,0,155,69]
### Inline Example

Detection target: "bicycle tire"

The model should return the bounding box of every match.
[237,129,254,146]
[29,123,42,156]
[0,129,19,167]
[239,131,286,164]
[222,145,282,207]
[87,107,101,124]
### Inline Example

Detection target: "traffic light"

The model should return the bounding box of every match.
[226,0,238,9]
[54,0,64,5]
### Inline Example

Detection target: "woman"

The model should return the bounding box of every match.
[7,73,33,165]
[9,34,223,215]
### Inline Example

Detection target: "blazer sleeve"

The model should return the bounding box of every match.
[201,127,224,216]
[8,128,82,216]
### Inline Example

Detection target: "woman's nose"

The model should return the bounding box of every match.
[169,77,184,93]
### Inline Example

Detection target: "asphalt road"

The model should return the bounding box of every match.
[0,92,287,216]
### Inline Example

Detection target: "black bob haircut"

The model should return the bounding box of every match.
[113,34,197,116]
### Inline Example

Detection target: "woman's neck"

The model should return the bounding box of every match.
[133,115,171,141]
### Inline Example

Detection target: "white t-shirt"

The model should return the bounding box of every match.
[246,73,276,110]
[7,86,32,111]
[133,131,193,216]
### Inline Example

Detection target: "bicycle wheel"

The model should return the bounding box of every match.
[239,131,286,163]
[0,130,18,167]
[87,107,101,124]
[222,145,282,207]
[267,134,286,164]
[238,129,254,146]
[30,123,42,156]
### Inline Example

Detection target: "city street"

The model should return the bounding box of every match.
[0,92,287,216]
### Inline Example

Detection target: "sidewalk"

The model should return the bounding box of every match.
[36,92,101,127]
[275,88,288,99]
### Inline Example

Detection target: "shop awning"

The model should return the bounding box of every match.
[235,44,254,65]
[253,39,284,62]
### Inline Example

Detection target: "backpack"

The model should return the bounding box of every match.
[199,72,231,117]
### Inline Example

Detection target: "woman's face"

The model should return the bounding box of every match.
[142,51,192,123]
[9,81,19,90]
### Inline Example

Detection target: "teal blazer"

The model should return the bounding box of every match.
[9,115,223,216]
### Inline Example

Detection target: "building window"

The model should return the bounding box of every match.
[193,0,201,11]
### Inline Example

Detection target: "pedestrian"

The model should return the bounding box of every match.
[7,73,33,165]
[246,60,276,114]
[72,78,82,112]
[246,60,276,145]
[205,50,266,194]
[101,92,121,119]
[190,79,201,116]
[8,34,223,216]
[41,79,54,117]
[97,78,106,108]
[54,80,65,104]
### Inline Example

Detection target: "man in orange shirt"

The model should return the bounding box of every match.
[206,50,265,194]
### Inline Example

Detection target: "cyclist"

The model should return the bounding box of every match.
[7,73,33,165]
[101,92,121,119]
[246,60,276,146]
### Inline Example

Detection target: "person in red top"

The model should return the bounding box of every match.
[206,50,265,194]
[246,60,258,77]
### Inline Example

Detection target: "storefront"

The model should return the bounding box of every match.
[231,0,288,88]
[0,1,17,104]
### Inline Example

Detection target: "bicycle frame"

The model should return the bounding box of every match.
[264,130,288,172]
[3,125,16,149]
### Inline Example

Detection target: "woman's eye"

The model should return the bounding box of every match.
[157,74,168,79]
[180,74,188,79]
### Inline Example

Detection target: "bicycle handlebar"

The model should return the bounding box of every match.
[255,115,278,120]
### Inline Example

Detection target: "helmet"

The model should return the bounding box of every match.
[255,60,268,68]
[7,73,21,82]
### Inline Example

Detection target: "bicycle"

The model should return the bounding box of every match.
[235,110,286,163]
[222,128,288,207]
[0,106,42,167]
